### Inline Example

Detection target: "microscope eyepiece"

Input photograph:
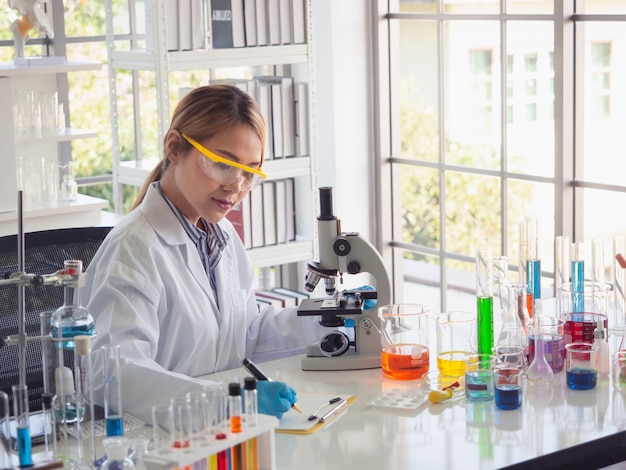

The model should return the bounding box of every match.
[318,187,336,221]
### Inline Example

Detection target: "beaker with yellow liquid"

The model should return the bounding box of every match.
[436,311,477,377]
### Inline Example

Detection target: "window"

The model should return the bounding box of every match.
[376,1,626,316]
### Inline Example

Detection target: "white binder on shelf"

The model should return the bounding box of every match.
[255,0,269,46]
[262,181,277,246]
[178,0,192,50]
[243,0,258,46]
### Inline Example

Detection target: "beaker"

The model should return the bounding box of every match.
[436,311,476,377]
[565,342,598,391]
[495,366,523,410]
[527,316,565,372]
[612,351,626,393]
[379,304,430,380]
[557,281,610,344]
[464,354,495,402]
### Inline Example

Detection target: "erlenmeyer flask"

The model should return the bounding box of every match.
[494,284,528,369]
[527,326,553,383]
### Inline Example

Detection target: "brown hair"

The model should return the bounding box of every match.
[132,84,266,209]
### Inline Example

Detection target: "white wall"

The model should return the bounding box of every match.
[312,0,374,241]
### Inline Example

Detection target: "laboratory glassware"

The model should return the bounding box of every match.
[244,377,259,427]
[50,259,96,350]
[12,384,32,467]
[103,343,124,436]
[528,316,565,373]
[170,396,192,450]
[0,391,11,469]
[379,304,430,380]
[40,392,56,458]
[526,326,553,384]
[476,245,494,355]
[464,354,495,401]
[74,335,97,467]
[101,437,135,469]
[436,311,476,377]
[495,283,529,369]
[565,342,598,391]
[495,367,522,410]
[151,404,174,454]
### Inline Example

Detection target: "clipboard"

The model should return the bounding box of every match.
[276,392,356,435]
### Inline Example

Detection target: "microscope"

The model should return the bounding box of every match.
[297,187,392,371]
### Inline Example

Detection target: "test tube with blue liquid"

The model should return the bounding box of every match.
[12,384,32,467]
[476,245,494,355]
[103,343,124,437]
[571,242,585,315]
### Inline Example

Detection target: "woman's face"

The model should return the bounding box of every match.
[162,123,263,225]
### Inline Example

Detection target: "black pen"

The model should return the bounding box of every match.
[242,357,302,413]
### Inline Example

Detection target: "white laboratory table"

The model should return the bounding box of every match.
[207,354,626,470]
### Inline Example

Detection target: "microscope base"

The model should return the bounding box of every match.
[301,351,381,371]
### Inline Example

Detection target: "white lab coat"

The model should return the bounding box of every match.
[82,184,324,423]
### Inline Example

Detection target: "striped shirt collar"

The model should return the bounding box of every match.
[153,181,229,272]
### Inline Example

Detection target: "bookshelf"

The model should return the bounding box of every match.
[104,0,317,274]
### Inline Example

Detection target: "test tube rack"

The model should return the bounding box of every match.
[143,414,278,470]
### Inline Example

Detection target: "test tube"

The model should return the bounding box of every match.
[476,245,494,355]
[102,343,124,436]
[12,384,33,467]
[525,216,542,315]
[614,237,626,335]
[75,336,96,467]
[555,235,570,290]
[571,242,585,313]
[41,392,57,458]
[519,221,534,318]
[243,377,259,470]
[216,383,229,432]
[592,238,605,284]
[0,391,11,468]
[229,383,243,470]
[243,377,258,427]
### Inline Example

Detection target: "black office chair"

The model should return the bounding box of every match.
[0,226,112,413]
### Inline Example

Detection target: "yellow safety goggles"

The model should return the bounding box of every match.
[182,133,267,191]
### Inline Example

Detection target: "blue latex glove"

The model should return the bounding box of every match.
[257,380,297,419]
[354,285,377,310]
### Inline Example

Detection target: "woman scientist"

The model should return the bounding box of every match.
[82,84,325,423]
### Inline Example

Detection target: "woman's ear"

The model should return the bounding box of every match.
[165,130,184,164]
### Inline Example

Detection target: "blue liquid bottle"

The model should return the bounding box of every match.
[50,260,96,350]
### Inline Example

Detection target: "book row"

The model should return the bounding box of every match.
[255,287,310,312]
[226,178,295,250]
[147,0,306,52]
[210,77,308,160]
